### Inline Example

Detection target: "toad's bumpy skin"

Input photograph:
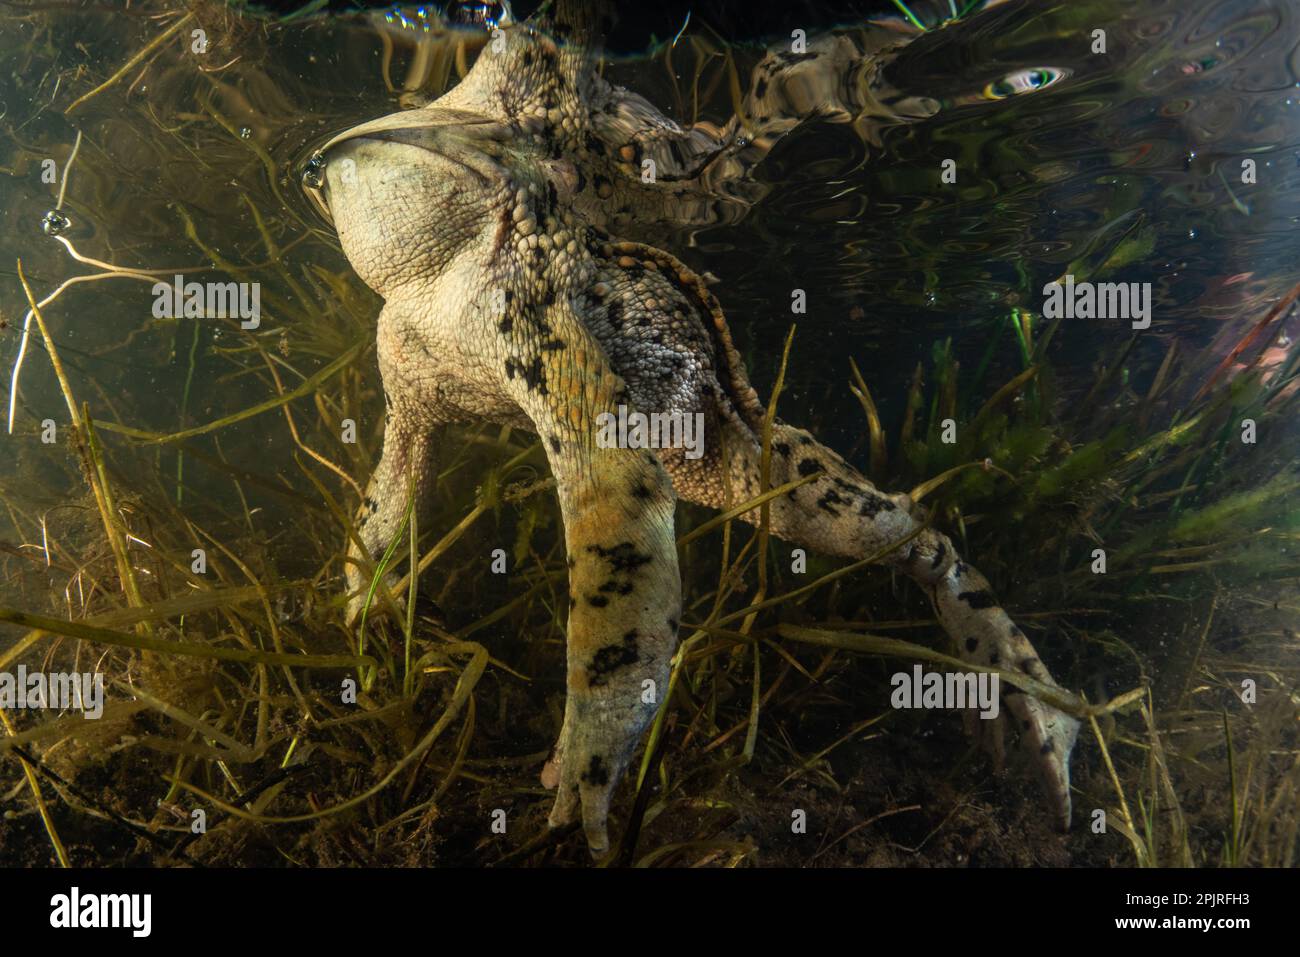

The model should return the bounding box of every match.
[315,17,1079,853]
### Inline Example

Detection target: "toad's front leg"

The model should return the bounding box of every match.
[344,305,446,626]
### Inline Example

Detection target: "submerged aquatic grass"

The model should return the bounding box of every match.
[0,0,1296,869]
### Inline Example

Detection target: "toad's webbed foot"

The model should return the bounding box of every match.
[921,545,1080,829]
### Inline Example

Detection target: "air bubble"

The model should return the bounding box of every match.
[302,153,326,189]
[41,210,70,236]
[239,126,252,140]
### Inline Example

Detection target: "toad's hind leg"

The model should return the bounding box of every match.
[667,417,1080,830]
[539,442,681,853]
[492,298,683,855]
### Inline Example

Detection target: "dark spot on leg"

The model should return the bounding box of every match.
[581,755,609,787]
[816,488,848,514]
[858,493,895,518]
[588,629,640,687]
[505,355,548,395]
[586,542,653,574]
[965,637,979,653]
[958,589,997,610]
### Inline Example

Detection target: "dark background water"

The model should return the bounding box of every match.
[678,0,1300,452]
